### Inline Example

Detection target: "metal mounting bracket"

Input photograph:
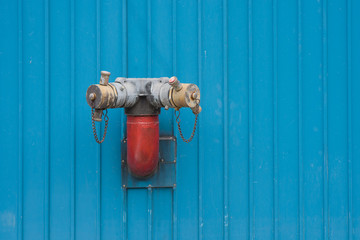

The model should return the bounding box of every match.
[121,136,177,189]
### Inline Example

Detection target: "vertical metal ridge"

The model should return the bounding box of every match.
[322,0,329,238]
[297,0,304,239]
[121,0,127,136]
[147,0,151,77]
[222,0,229,239]
[272,0,279,239]
[147,188,153,240]
[248,0,254,239]
[70,0,76,238]
[44,0,50,238]
[96,0,101,238]
[197,0,203,239]
[171,0,176,135]
[122,188,127,240]
[17,0,23,239]
[172,187,177,240]
[122,0,128,239]
[146,1,152,236]
[172,0,177,78]
[347,0,353,239]
[122,0,127,77]
[172,1,178,239]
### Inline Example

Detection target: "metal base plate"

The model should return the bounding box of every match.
[121,136,177,188]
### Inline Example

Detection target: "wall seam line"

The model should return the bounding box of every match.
[197,0,203,238]
[223,0,229,238]
[44,0,50,238]
[248,0,254,238]
[17,0,23,239]
[273,0,279,238]
[70,0,76,238]
[322,0,329,238]
[96,0,101,238]
[172,186,177,240]
[347,0,353,239]
[172,0,177,239]
[147,1,152,238]
[171,0,176,136]
[122,188,127,240]
[297,0,304,239]
[121,0,128,238]
[122,0,128,77]
[147,0,151,77]
[147,188,153,240]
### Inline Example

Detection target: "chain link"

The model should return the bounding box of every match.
[91,108,109,144]
[92,108,196,144]
[174,109,198,143]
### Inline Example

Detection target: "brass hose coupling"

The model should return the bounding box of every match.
[168,76,201,114]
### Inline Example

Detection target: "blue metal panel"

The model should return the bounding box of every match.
[0,0,360,239]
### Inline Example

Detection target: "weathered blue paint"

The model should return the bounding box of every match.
[0,0,359,239]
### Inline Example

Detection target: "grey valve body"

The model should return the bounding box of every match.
[86,77,173,120]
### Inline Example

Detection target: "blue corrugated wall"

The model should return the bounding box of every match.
[1,0,359,239]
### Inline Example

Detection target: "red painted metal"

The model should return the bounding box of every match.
[127,115,159,178]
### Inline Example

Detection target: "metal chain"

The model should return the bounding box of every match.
[91,108,109,144]
[174,109,198,143]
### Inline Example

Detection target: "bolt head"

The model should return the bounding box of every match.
[89,93,96,101]
[191,92,198,100]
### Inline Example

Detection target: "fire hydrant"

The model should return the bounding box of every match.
[86,71,201,178]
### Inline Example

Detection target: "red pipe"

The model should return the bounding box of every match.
[127,115,159,178]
